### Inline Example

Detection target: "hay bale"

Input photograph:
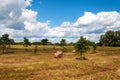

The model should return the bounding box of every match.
[72,50,76,53]
[54,51,63,58]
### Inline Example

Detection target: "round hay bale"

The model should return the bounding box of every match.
[54,51,63,58]
[72,50,76,53]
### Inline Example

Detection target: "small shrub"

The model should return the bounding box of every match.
[34,46,38,54]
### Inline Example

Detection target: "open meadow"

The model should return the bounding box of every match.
[0,45,120,80]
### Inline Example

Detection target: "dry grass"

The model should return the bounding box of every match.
[0,45,120,80]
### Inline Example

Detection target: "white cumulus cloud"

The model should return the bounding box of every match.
[0,0,120,43]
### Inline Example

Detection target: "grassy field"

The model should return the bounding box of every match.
[0,45,120,80]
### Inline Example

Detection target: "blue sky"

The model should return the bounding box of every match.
[28,0,120,26]
[0,0,120,42]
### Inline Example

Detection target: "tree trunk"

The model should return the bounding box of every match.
[80,51,82,58]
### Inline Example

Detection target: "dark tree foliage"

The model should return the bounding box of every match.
[32,42,41,45]
[86,40,97,53]
[60,38,66,46]
[41,39,48,50]
[87,40,95,46]
[60,38,67,52]
[93,43,97,53]
[1,34,10,44]
[74,36,89,58]
[0,34,10,53]
[41,39,48,45]
[99,30,120,46]
[23,37,31,51]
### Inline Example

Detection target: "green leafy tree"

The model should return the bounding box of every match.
[99,30,120,46]
[92,43,97,53]
[60,38,66,46]
[0,34,10,53]
[23,37,31,51]
[0,38,3,53]
[41,39,48,50]
[87,40,95,46]
[104,30,115,46]
[32,42,41,45]
[99,35,106,46]
[60,38,67,52]
[114,31,120,46]
[74,36,89,59]
[41,39,48,45]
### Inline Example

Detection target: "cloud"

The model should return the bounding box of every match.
[0,0,120,43]
[0,0,32,29]
[73,12,97,27]
[21,9,37,22]
[72,11,120,42]
[97,11,120,26]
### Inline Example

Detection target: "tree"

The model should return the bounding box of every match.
[8,39,15,48]
[104,30,115,46]
[68,42,75,46]
[41,39,48,50]
[74,36,89,59]
[60,38,67,52]
[87,40,95,46]
[23,37,31,51]
[9,39,15,44]
[114,31,120,46]
[0,38,3,53]
[34,46,38,54]
[0,34,10,53]
[92,43,97,53]
[41,39,48,45]
[99,35,106,46]
[60,38,66,46]
[99,30,120,46]
[32,42,41,45]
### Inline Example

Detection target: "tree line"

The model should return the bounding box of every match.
[1,30,120,47]
[0,30,120,55]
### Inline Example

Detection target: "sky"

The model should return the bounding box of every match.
[0,0,120,43]
[29,0,120,26]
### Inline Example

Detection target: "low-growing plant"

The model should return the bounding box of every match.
[34,46,38,54]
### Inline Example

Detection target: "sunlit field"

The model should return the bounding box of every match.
[0,45,120,80]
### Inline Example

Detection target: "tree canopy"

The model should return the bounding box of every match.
[60,38,66,46]
[0,34,10,45]
[74,36,89,58]
[41,39,48,45]
[0,34,10,53]
[99,30,120,46]
[23,37,31,49]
